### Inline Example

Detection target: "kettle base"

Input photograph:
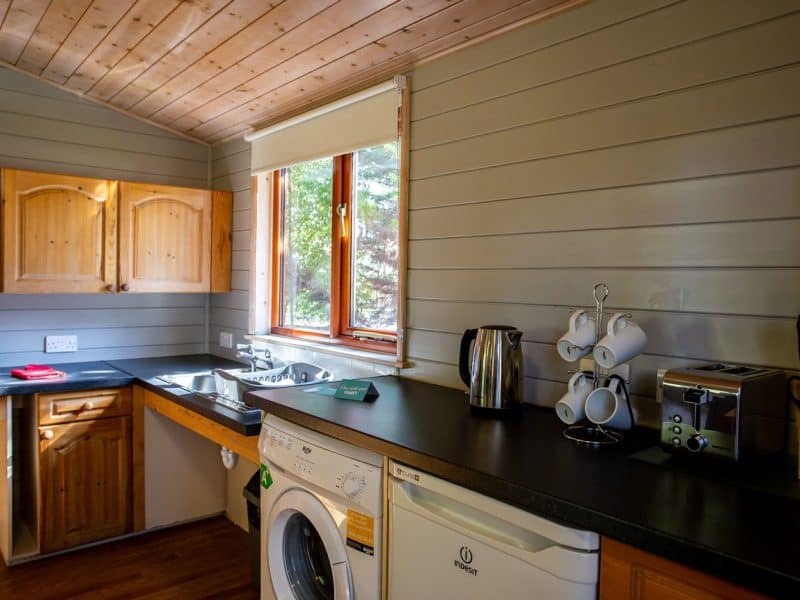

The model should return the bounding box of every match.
[470,404,522,418]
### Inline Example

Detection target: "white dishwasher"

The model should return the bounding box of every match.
[388,461,599,599]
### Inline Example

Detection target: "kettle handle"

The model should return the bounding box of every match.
[458,329,478,388]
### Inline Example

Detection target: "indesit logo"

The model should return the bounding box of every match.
[454,545,477,576]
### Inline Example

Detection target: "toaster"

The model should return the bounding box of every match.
[660,364,787,462]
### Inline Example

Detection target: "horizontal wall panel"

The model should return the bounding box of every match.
[0,113,208,162]
[233,189,251,211]
[408,268,800,317]
[410,169,800,239]
[233,208,251,231]
[0,70,201,141]
[0,308,205,331]
[212,148,250,179]
[411,0,676,92]
[212,137,250,160]
[412,0,797,119]
[0,325,206,354]
[0,294,206,310]
[0,343,208,368]
[232,230,249,252]
[211,290,249,311]
[0,133,207,183]
[409,220,800,269]
[213,168,251,193]
[410,117,800,208]
[412,64,800,179]
[209,307,250,331]
[232,250,250,271]
[230,270,250,291]
[412,14,800,149]
[0,155,207,188]
[407,301,800,369]
[401,356,659,425]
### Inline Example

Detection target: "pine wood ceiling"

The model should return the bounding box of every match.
[0,0,577,144]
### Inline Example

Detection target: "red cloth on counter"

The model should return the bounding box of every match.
[10,364,66,380]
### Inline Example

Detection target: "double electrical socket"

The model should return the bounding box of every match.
[45,335,78,353]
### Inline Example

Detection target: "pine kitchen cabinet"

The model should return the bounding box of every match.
[0,169,232,294]
[2,170,118,294]
[37,388,133,554]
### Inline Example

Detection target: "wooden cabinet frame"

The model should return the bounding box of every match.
[0,169,232,294]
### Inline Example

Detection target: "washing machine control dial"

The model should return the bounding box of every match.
[341,472,365,498]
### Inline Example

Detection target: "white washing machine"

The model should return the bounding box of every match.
[259,414,383,600]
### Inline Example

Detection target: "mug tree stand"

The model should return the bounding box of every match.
[561,283,633,448]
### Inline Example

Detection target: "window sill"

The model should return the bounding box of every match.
[246,333,407,368]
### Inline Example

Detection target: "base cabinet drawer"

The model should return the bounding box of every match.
[38,388,131,426]
[39,415,132,554]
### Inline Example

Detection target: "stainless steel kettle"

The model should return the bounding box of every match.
[458,325,524,414]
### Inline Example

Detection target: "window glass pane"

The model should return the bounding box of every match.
[350,142,399,331]
[281,158,333,332]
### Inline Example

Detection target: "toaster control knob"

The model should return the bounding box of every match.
[672,415,682,424]
[686,433,708,453]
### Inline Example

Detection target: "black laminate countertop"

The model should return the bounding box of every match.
[247,375,800,598]
[0,355,261,436]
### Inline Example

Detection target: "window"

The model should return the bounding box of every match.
[271,142,399,352]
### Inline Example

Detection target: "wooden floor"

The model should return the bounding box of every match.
[0,517,259,599]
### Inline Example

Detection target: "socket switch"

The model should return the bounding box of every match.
[45,335,78,353]
[219,331,233,349]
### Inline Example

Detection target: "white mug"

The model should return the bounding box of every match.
[556,310,596,362]
[584,378,637,430]
[593,313,646,369]
[555,372,593,425]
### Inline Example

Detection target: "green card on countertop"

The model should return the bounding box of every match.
[334,379,379,402]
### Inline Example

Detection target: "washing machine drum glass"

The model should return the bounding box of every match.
[283,513,334,599]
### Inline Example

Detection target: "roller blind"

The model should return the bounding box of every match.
[247,80,401,174]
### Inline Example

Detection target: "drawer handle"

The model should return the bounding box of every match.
[81,401,95,411]
[41,430,54,441]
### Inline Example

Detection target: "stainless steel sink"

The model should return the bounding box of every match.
[157,370,255,413]
[161,373,218,394]
[157,362,333,412]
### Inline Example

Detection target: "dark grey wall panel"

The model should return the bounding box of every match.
[0,68,210,367]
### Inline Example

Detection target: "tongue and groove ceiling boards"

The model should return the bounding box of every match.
[0,0,579,144]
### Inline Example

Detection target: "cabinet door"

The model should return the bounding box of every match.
[39,417,131,554]
[118,182,211,292]
[600,538,768,600]
[2,169,117,293]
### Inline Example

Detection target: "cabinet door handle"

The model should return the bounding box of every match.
[121,283,130,292]
[105,284,114,292]
[82,401,94,411]
[41,429,54,440]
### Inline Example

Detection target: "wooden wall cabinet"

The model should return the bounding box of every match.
[37,388,132,554]
[2,170,117,293]
[600,538,768,600]
[1,169,232,294]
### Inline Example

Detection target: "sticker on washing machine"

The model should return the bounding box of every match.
[260,463,273,490]
[346,509,375,556]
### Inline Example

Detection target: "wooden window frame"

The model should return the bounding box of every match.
[270,151,398,355]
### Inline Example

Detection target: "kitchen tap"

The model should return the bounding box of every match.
[236,343,272,372]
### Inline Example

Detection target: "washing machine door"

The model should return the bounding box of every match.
[268,489,353,600]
